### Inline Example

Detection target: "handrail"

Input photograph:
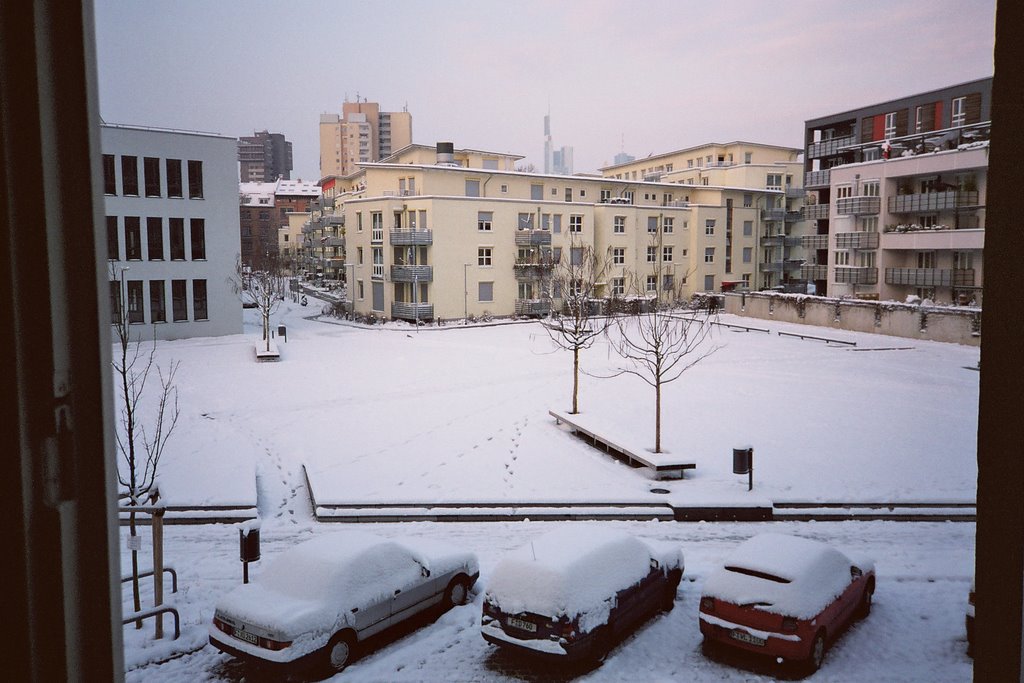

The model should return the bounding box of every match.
[122,567,177,593]
[777,330,856,346]
[122,604,180,640]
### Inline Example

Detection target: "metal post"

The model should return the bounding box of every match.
[464,263,469,323]
[748,448,754,491]
[152,508,164,639]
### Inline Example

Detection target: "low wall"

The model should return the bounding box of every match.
[723,292,981,346]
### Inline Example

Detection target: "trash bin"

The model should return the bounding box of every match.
[239,527,260,563]
[733,447,752,475]
[277,324,287,342]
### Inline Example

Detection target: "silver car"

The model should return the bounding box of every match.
[209,530,479,675]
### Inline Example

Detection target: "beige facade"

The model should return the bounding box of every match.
[319,100,414,178]
[306,143,802,322]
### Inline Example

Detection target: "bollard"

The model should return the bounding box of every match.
[733,446,753,491]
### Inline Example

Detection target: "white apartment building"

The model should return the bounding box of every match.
[102,124,242,340]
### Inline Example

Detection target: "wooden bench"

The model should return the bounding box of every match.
[549,410,696,480]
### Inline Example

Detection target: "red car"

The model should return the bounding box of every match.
[698,533,874,673]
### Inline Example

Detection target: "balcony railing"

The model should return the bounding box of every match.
[391,301,433,320]
[887,191,981,214]
[515,299,552,316]
[389,229,433,246]
[801,234,829,250]
[321,195,336,209]
[807,134,857,159]
[785,186,806,199]
[801,264,828,280]
[804,169,831,188]
[884,268,975,287]
[760,235,802,248]
[321,236,345,247]
[371,228,384,244]
[803,204,830,220]
[761,208,786,221]
[835,196,881,216]
[514,230,552,246]
[390,264,433,282]
[325,214,344,226]
[513,259,555,279]
[834,267,878,284]
[759,260,803,273]
[834,232,880,249]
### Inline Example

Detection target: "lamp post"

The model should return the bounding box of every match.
[463,263,469,324]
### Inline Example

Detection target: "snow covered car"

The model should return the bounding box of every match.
[698,533,874,673]
[209,530,479,675]
[481,526,683,663]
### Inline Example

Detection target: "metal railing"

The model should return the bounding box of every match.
[835,196,881,216]
[391,264,433,282]
[887,191,980,214]
[834,266,878,284]
[391,301,433,320]
[807,134,857,158]
[390,229,433,245]
[801,264,828,280]
[804,169,831,188]
[885,268,975,287]
[515,299,552,316]
[803,204,830,220]
[801,234,829,249]
[835,232,880,249]
[514,230,552,246]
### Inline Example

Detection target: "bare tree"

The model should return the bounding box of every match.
[110,264,180,624]
[233,256,287,353]
[543,237,612,414]
[604,234,718,453]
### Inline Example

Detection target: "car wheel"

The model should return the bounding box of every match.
[323,632,355,674]
[856,583,874,619]
[444,576,470,608]
[807,631,826,673]
[589,626,612,665]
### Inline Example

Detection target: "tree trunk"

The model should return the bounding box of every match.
[571,347,580,414]
[130,510,142,628]
[655,380,662,453]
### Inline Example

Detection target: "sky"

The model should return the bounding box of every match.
[93,0,996,180]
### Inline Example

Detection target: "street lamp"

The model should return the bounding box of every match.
[463,263,470,324]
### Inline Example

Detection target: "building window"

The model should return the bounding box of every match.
[147,217,163,260]
[530,184,543,200]
[372,248,384,278]
[835,251,850,266]
[110,281,121,320]
[187,160,204,199]
[952,96,966,126]
[143,157,161,197]
[704,274,715,291]
[614,216,625,233]
[172,280,187,321]
[766,174,782,190]
[518,213,535,230]
[742,220,753,237]
[858,251,876,268]
[127,280,144,323]
[612,277,624,296]
[124,216,141,260]
[356,247,364,265]
[661,217,674,233]
[121,156,139,196]
[478,211,492,231]
[917,251,936,269]
[106,216,119,260]
[478,247,492,266]
[954,251,974,270]
[613,247,625,265]
[744,152,752,164]
[600,189,611,202]
[705,219,715,235]
[862,216,879,232]
[553,247,562,263]
[103,154,116,195]
[478,281,494,302]
[356,212,363,232]
[569,215,583,233]
[704,247,715,263]
[564,187,572,202]
[541,214,551,231]
[884,112,897,139]
[647,216,658,233]
[663,274,674,290]
[647,246,657,263]
[193,280,208,320]
[570,247,582,266]
[836,185,853,199]
[190,219,206,260]
[166,159,182,198]
[465,179,481,197]
[552,214,561,233]
[646,275,657,292]
[743,247,752,263]
[500,184,508,193]
[149,280,166,323]
[862,181,880,197]
[743,193,753,208]
[663,246,673,262]
[169,218,185,260]
[357,280,365,299]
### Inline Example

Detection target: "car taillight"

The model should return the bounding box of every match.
[782,617,798,632]
[212,616,232,634]
[700,597,715,612]
[482,599,498,616]
[260,636,292,651]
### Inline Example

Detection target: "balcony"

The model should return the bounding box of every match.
[391,301,433,321]
[390,229,433,246]
[785,186,806,199]
[390,264,433,282]
[834,232,880,249]
[804,169,831,188]
[801,264,828,280]
[759,260,803,273]
[515,230,552,246]
[801,234,829,250]
[761,235,802,248]
[321,195,336,209]
[325,257,345,268]
[807,134,857,159]
[834,267,878,285]
[803,204,830,220]
[880,227,984,251]
[325,214,344,226]
[515,299,552,316]
[835,196,881,216]
[887,191,981,214]
[513,259,555,279]
[885,268,975,287]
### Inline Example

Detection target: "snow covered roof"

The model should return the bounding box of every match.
[275,179,320,197]
[702,533,865,619]
[239,182,276,206]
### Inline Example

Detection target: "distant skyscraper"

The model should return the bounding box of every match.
[238,130,292,182]
[544,112,573,175]
[319,98,413,178]
[543,114,553,174]
[613,151,636,165]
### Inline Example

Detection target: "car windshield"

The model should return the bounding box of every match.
[723,565,791,584]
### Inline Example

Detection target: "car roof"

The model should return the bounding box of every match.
[724,533,851,583]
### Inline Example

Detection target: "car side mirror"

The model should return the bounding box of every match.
[850,566,863,579]
[421,566,430,578]
[650,558,660,570]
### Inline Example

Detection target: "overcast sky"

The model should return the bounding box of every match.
[93,0,995,180]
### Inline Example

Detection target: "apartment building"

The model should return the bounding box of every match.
[102,124,242,340]
[313,142,798,323]
[803,78,991,303]
[601,142,810,291]
[239,178,319,269]
[319,99,413,178]
[237,130,292,182]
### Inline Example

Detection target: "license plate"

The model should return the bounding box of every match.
[234,628,259,645]
[730,629,765,647]
[507,616,537,633]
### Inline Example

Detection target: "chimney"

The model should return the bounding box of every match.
[436,142,455,166]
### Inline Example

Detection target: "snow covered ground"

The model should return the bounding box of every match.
[118,298,979,680]
[122,519,974,682]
